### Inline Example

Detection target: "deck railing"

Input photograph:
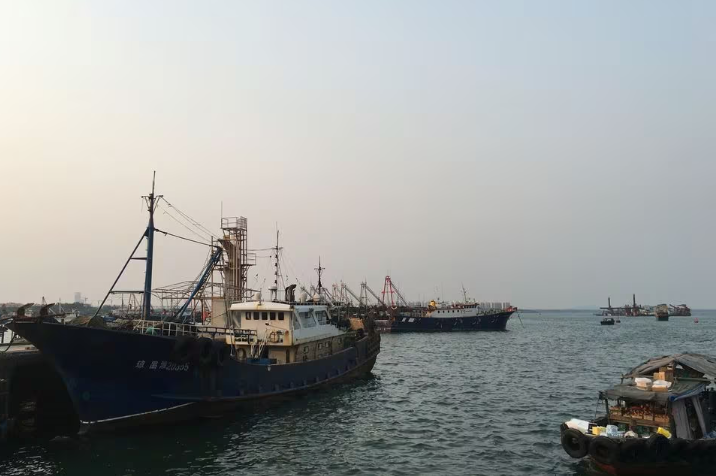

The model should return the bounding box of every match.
[132,320,257,342]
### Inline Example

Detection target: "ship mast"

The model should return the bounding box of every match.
[142,172,160,320]
[315,257,325,300]
[271,229,282,302]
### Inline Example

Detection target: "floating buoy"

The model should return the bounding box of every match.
[694,317,699,323]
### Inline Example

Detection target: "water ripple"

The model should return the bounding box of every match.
[2,310,716,475]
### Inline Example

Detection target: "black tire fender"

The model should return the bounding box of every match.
[561,429,589,459]
[619,438,647,463]
[195,337,214,366]
[690,439,716,464]
[700,439,716,464]
[667,438,689,462]
[172,336,196,363]
[236,347,247,360]
[213,341,230,367]
[689,439,710,453]
[646,434,670,461]
[589,436,620,465]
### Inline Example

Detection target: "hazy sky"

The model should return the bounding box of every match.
[1,1,714,308]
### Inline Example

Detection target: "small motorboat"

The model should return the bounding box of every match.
[654,304,670,321]
[600,317,615,326]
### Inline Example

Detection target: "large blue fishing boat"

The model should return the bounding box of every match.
[5,176,380,433]
[379,304,515,332]
[373,277,516,332]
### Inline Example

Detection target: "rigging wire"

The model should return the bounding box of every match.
[157,203,213,242]
[161,197,216,237]
[155,201,219,304]
[281,248,310,291]
[155,228,216,248]
[161,197,218,239]
[251,251,277,292]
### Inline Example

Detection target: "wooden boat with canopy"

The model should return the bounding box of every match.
[560,353,716,475]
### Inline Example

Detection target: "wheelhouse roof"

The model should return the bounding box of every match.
[229,301,330,311]
[230,302,293,311]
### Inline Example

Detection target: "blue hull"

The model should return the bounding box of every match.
[381,311,513,332]
[9,321,379,432]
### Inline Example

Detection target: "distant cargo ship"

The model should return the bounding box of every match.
[598,295,691,319]
[598,295,653,317]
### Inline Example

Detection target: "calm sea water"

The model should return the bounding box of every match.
[2,310,716,475]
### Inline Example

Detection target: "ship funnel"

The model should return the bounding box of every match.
[252,291,262,302]
[285,284,297,303]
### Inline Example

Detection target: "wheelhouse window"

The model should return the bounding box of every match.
[314,310,328,325]
[244,312,251,320]
[278,312,285,321]
[262,312,268,320]
[270,312,276,321]
[253,311,260,320]
[299,311,316,328]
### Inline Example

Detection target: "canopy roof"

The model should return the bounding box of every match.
[603,380,705,404]
[624,353,716,379]
[601,353,716,405]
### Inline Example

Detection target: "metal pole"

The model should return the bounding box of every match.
[93,233,146,318]
[142,172,157,320]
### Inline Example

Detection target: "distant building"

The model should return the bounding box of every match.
[74,292,82,304]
